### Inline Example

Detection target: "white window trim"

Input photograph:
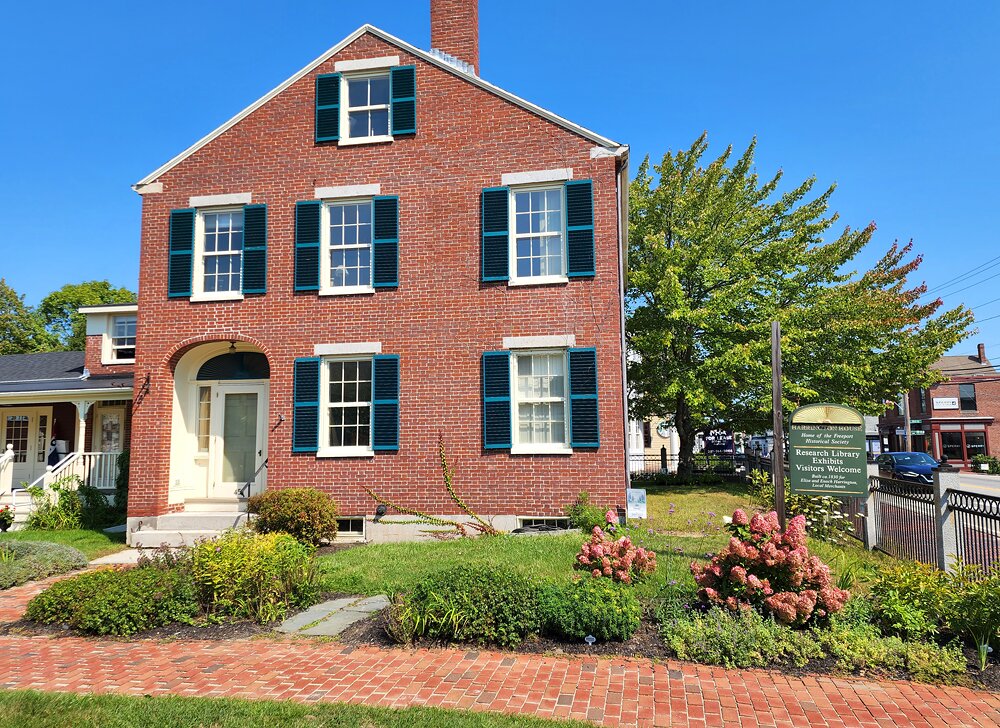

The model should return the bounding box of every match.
[105,315,137,365]
[509,349,573,456]
[319,196,376,297]
[314,342,382,356]
[508,184,569,287]
[339,72,393,146]
[188,192,251,208]
[316,355,375,459]
[503,335,576,350]
[334,56,400,73]
[315,184,381,199]
[501,168,573,186]
[191,206,246,303]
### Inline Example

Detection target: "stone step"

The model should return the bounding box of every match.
[156,512,249,532]
[130,529,222,549]
[183,498,249,513]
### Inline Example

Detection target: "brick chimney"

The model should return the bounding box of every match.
[431,0,479,75]
[979,342,987,364]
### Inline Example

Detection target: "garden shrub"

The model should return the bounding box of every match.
[574,526,657,584]
[248,488,338,545]
[971,454,1000,475]
[114,448,130,518]
[539,578,641,642]
[25,476,83,530]
[944,564,1000,669]
[190,529,318,623]
[387,565,541,648]
[660,607,823,669]
[691,510,848,625]
[25,567,198,636]
[869,561,948,640]
[0,541,88,590]
[563,491,607,533]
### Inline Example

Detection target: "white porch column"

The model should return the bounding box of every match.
[73,400,94,455]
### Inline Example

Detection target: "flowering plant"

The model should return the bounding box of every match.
[690,509,848,625]
[575,526,657,584]
[0,504,13,528]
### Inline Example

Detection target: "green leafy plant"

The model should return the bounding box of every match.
[248,487,339,545]
[25,476,83,530]
[869,562,948,640]
[970,454,1000,475]
[25,567,198,636]
[942,564,1000,670]
[564,492,607,533]
[190,529,318,623]
[0,504,14,529]
[0,541,88,590]
[539,578,641,642]
[113,448,130,518]
[386,565,540,648]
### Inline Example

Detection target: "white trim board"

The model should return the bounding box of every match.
[503,335,576,349]
[502,168,573,186]
[189,192,252,207]
[315,184,381,199]
[335,55,399,72]
[134,25,624,189]
[314,342,382,356]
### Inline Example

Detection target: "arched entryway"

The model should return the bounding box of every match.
[170,342,270,507]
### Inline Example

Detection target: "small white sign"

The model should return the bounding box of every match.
[626,488,647,519]
[895,428,906,436]
[934,397,959,410]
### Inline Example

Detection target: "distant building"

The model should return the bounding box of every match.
[879,343,998,468]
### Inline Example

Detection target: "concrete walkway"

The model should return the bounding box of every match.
[0,580,997,726]
[277,595,390,636]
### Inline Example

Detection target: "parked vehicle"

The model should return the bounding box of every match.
[875,452,939,484]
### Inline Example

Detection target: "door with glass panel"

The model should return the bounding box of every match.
[208,384,268,499]
[2,407,52,486]
[91,406,126,488]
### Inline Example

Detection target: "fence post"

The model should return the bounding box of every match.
[659,446,667,473]
[864,464,879,550]
[933,468,960,572]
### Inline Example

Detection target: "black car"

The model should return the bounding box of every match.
[875,452,939,484]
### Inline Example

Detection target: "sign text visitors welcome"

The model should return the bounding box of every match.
[788,403,867,497]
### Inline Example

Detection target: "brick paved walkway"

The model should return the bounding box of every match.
[1,580,998,726]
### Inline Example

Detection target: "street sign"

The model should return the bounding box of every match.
[788,403,868,497]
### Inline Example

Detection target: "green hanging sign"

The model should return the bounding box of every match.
[788,403,868,497]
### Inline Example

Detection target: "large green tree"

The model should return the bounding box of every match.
[0,278,56,355]
[37,281,136,351]
[627,135,972,471]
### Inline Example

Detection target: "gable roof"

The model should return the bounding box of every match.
[0,351,133,396]
[933,354,998,378]
[135,25,626,189]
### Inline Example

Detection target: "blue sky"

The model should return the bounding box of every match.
[2,1,998,356]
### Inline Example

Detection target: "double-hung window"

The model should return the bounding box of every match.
[110,316,137,362]
[194,209,244,299]
[511,186,566,284]
[321,199,373,294]
[960,383,977,411]
[345,74,390,142]
[512,351,569,453]
[320,359,373,456]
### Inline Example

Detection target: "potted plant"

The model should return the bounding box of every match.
[0,504,13,532]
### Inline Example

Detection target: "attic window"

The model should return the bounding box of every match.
[345,75,390,141]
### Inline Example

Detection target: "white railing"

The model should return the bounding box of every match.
[20,451,120,494]
[0,444,14,497]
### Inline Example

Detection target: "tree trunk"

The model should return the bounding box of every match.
[674,393,697,476]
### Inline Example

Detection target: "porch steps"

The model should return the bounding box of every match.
[130,511,249,548]
[183,498,250,513]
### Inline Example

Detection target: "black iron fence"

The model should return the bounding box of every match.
[868,476,939,564]
[628,452,751,483]
[948,489,1000,570]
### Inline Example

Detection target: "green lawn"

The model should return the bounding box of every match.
[633,482,760,534]
[0,691,587,728]
[0,528,127,560]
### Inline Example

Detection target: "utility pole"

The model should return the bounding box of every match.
[771,321,787,530]
[902,392,913,452]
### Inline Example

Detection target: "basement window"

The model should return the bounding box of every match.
[337,517,365,539]
[518,517,570,530]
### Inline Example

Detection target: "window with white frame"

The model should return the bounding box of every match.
[513,351,569,450]
[322,359,373,453]
[198,209,244,296]
[322,200,373,292]
[110,315,136,361]
[196,386,211,453]
[345,74,390,140]
[511,187,565,282]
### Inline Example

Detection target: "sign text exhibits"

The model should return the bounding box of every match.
[788,404,867,497]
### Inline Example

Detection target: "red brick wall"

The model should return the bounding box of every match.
[431,0,479,73]
[128,33,626,519]
[926,379,1000,458]
[85,334,135,378]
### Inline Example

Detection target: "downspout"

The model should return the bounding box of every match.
[615,148,631,498]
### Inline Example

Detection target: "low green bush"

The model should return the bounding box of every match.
[25,477,83,530]
[190,529,317,623]
[971,454,1000,475]
[660,607,823,669]
[540,578,641,642]
[248,488,338,545]
[0,541,88,589]
[25,567,198,636]
[387,565,541,648]
[563,491,607,533]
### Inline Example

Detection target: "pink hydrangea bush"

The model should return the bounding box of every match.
[575,526,657,585]
[690,510,849,625]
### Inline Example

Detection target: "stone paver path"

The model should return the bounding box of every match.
[0,580,998,726]
[278,595,390,636]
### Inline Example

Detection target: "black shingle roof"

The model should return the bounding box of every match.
[0,351,133,395]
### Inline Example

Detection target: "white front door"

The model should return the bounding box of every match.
[91,405,126,489]
[209,383,268,499]
[2,407,53,486]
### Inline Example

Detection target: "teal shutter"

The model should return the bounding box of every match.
[293,358,320,453]
[565,180,595,277]
[372,355,400,450]
[568,348,599,447]
[294,201,321,292]
[390,66,416,135]
[482,351,512,448]
[242,204,267,294]
[315,73,340,142]
[481,187,509,281]
[168,208,195,298]
[372,196,399,288]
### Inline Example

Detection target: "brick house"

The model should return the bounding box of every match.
[878,343,999,468]
[124,0,629,544]
[0,305,136,524]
